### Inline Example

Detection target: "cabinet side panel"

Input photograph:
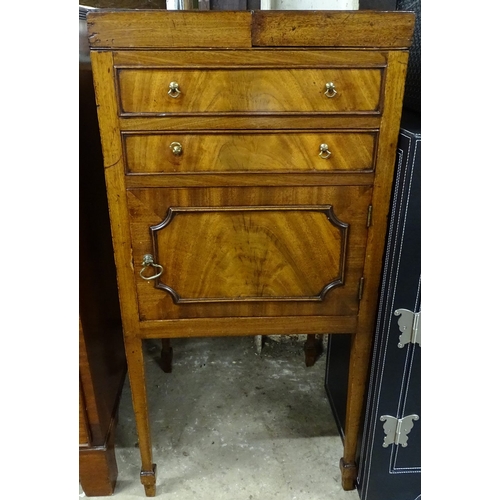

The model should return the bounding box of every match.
[342,50,409,459]
[90,50,142,341]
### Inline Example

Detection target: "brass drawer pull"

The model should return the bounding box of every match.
[169,142,183,156]
[324,82,337,98]
[167,81,181,98]
[319,143,332,159]
[139,254,164,281]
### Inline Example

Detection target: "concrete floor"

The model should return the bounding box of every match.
[81,335,359,500]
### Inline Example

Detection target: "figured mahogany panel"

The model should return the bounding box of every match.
[149,205,347,303]
[117,68,382,115]
[127,185,372,320]
[124,131,376,174]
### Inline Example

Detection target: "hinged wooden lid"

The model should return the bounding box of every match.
[87,10,415,50]
[252,11,415,48]
[87,10,253,49]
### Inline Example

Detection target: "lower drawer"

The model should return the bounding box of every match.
[123,131,376,174]
[127,185,372,321]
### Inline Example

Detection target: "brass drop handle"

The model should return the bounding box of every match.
[168,81,181,98]
[324,82,337,98]
[170,142,183,156]
[139,254,164,281]
[319,143,332,159]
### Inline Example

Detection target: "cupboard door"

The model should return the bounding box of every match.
[128,185,372,320]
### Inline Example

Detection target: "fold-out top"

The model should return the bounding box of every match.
[87,10,415,49]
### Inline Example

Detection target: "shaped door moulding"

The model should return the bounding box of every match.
[148,205,349,304]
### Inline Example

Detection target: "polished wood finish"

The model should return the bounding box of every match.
[129,186,371,320]
[124,131,376,174]
[340,50,410,490]
[118,115,382,132]
[113,49,388,67]
[88,10,414,496]
[125,171,375,189]
[150,205,348,302]
[80,445,119,497]
[118,68,382,115]
[91,50,157,494]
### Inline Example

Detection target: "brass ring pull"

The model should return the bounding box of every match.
[167,81,181,98]
[139,254,164,281]
[324,82,337,98]
[169,142,183,156]
[319,143,332,159]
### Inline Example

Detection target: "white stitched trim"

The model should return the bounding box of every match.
[361,132,422,494]
[391,137,421,474]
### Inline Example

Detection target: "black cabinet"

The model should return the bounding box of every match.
[325,109,421,500]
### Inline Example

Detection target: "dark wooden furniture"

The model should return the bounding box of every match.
[79,66,127,497]
[87,10,414,496]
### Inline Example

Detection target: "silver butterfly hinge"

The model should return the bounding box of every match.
[380,414,419,448]
[394,308,421,348]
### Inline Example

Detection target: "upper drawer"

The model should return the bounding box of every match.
[117,68,383,115]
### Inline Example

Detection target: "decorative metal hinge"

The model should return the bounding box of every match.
[358,277,365,300]
[366,205,373,227]
[394,308,421,348]
[380,414,419,448]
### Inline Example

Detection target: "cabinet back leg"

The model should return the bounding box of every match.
[160,338,173,373]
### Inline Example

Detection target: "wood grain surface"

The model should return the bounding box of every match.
[128,185,372,320]
[117,68,382,114]
[252,10,415,48]
[87,10,252,48]
[151,206,346,302]
[124,131,376,174]
[113,49,388,68]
